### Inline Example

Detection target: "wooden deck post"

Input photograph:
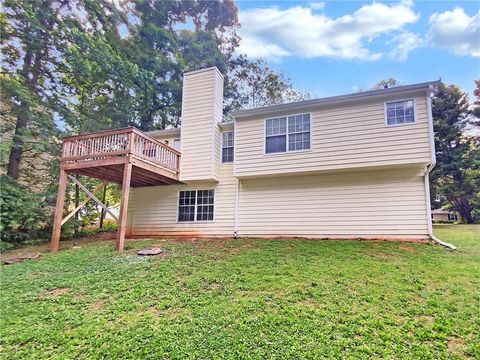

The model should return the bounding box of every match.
[51,169,68,253]
[116,161,132,252]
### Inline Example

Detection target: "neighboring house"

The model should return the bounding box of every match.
[124,67,440,241]
[431,209,458,222]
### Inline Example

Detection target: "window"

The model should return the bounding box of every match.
[265,114,310,154]
[385,100,415,125]
[173,139,181,151]
[222,131,234,163]
[178,190,196,222]
[178,190,214,222]
[196,190,214,221]
[448,213,457,222]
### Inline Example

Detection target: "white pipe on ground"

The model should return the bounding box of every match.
[425,86,456,250]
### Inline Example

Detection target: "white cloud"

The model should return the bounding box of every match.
[236,36,290,62]
[310,2,326,11]
[237,0,419,61]
[389,32,423,61]
[428,7,480,57]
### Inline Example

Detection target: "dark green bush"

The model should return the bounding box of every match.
[0,175,53,246]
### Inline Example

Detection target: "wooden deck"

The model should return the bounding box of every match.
[60,127,181,186]
[52,127,181,253]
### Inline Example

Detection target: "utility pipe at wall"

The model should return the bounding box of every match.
[233,178,240,239]
[425,85,456,250]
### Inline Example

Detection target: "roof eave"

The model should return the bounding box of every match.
[147,128,181,137]
[232,80,441,119]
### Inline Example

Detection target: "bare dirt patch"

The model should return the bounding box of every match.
[399,245,418,253]
[90,299,105,311]
[417,315,435,326]
[2,231,118,258]
[38,287,71,299]
[295,299,318,309]
[49,287,70,296]
[447,337,465,356]
[3,253,41,265]
[75,292,86,300]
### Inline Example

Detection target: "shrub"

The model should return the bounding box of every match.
[78,219,118,237]
[0,175,52,246]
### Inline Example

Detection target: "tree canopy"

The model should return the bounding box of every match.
[371,78,403,89]
[430,83,480,223]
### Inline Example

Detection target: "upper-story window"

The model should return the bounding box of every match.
[385,100,415,126]
[265,114,311,154]
[222,131,234,163]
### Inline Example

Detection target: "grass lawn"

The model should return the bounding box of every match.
[1,225,479,359]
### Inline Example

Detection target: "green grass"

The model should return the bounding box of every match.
[1,225,479,359]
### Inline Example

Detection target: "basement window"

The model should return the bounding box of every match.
[385,99,415,125]
[178,190,214,222]
[265,114,311,154]
[222,131,234,163]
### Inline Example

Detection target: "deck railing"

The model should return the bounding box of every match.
[61,127,180,174]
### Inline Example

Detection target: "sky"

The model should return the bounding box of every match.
[234,0,480,99]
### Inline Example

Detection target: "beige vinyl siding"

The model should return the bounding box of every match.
[235,92,432,178]
[213,76,224,179]
[180,68,223,181]
[128,165,429,239]
[237,167,428,238]
[129,164,236,236]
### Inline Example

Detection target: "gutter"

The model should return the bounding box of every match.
[233,80,441,119]
[424,85,456,250]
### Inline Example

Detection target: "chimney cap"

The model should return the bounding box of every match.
[183,66,224,79]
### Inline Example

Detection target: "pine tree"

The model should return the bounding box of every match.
[430,83,480,223]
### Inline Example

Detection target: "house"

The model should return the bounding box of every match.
[51,66,440,252]
[431,208,457,222]
[128,67,440,240]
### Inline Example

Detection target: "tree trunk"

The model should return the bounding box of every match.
[453,197,474,224]
[6,102,29,179]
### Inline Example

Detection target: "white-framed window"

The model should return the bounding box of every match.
[222,131,234,163]
[178,190,214,222]
[385,99,415,126]
[265,114,311,154]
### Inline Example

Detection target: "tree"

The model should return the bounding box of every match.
[226,57,311,112]
[372,78,402,89]
[108,0,240,131]
[430,83,480,223]
[1,0,123,179]
[472,79,480,124]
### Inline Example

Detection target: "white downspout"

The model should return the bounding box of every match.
[425,86,456,250]
[233,178,240,239]
[233,119,239,239]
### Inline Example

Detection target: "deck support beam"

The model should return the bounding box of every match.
[67,175,118,221]
[116,161,132,252]
[61,182,108,226]
[51,169,68,253]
